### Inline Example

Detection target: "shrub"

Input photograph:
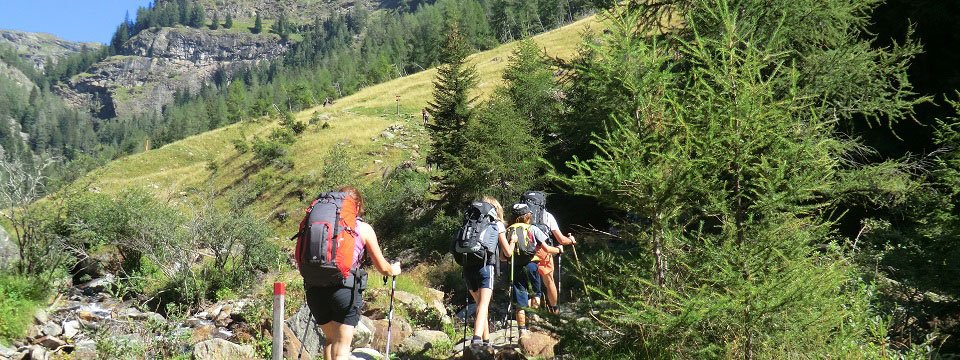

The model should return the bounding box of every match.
[0,274,47,343]
[232,138,249,154]
[251,137,288,164]
[269,127,296,145]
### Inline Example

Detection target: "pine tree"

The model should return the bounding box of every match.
[272,13,290,40]
[210,13,220,30]
[253,12,263,34]
[558,1,926,358]
[426,23,477,190]
[500,39,560,141]
[189,4,205,28]
[110,21,130,54]
[224,13,233,29]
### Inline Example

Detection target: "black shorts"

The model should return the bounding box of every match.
[304,285,364,326]
[463,264,495,291]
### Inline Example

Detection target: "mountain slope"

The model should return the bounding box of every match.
[78,16,596,225]
[0,29,100,69]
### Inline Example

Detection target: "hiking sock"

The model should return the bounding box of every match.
[471,336,483,345]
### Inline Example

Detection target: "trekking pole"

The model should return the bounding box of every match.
[297,307,314,360]
[556,250,562,309]
[462,253,469,349]
[506,252,515,345]
[384,274,397,358]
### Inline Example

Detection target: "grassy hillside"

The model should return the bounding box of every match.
[78,16,596,231]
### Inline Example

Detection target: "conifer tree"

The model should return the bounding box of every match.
[210,13,220,30]
[253,12,263,34]
[189,4,205,28]
[558,1,926,358]
[426,23,477,185]
[501,39,561,141]
[224,13,233,29]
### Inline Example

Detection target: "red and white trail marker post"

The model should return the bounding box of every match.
[273,282,285,360]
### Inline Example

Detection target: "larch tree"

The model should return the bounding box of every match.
[558,0,927,358]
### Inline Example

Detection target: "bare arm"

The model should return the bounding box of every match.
[499,232,513,257]
[552,229,576,246]
[358,222,400,276]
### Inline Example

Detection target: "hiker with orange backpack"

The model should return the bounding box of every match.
[520,191,575,314]
[452,196,511,347]
[507,203,562,334]
[294,186,401,360]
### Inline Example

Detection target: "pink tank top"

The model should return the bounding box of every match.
[353,220,369,266]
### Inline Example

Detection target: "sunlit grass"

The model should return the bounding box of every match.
[77,16,597,228]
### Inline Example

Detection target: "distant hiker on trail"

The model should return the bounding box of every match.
[452,196,510,346]
[508,203,561,333]
[421,108,430,126]
[520,191,576,314]
[294,186,401,360]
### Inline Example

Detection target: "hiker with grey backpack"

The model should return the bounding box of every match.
[507,202,563,336]
[451,196,512,348]
[294,186,401,360]
[519,191,576,315]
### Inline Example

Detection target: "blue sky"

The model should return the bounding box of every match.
[0,0,153,44]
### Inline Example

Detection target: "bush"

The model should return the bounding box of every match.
[232,138,249,154]
[269,128,296,145]
[0,274,48,342]
[252,137,288,164]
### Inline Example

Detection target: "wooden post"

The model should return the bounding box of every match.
[273,282,285,360]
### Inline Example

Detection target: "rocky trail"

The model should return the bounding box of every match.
[1,272,564,360]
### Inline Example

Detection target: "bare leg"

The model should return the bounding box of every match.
[475,288,493,340]
[319,321,355,360]
[542,271,558,312]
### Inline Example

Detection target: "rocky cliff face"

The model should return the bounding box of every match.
[56,27,286,119]
[185,0,381,23]
[0,29,100,70]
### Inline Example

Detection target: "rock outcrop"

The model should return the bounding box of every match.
[186,0,381,24]
[0,29,100,69]
[56,26,286,119]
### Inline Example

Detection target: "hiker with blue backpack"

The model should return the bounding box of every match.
[519,191,576,314]
[452,196,512,347]
[294,186,401,360]
[507,202,563,334]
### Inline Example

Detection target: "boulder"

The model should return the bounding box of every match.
[40,323,62,337]
[79,275,115,294]
[423,288,450,324]
[462,344,495,360]
[371,318,412,352]
[33,336,64,350]
[398,330,450,353]
[214,328,234,340]
[282,323,307,360]
[519,332,558,359]
[284,304,325,359]
[0,344,18,358]
[192,339,256,360]
[352,316,374,348]
[117,307,143,320]
[33,310,48,325]
[393,290,428,314]
[144,312,165,324]
[26,345,48,360]
[72,340,96,360]
[497,347,528,360]
[61,320,79,339]
[192,324,217,343]
[350,347,383,360]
